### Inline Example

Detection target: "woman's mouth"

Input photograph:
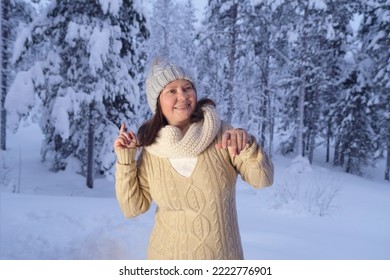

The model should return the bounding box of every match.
[174,104,191,110]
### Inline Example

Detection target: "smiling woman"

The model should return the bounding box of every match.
[113,58,274,260]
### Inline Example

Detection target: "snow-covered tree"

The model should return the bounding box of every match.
[318,0,357,163]
[174,0,198,71]
[332,2,377,174]
[236,0,280,156]
[361,0,390,180]
[146,0,173,60]
[275,0,355,165]
[330,0,389,177]
[146,0,197,70]
[0,0,10,151]
[277,0,328,161]
[196,1,227,107]
[1,0,36,151]
[197,0,252,123]
[332,66,377,175]
[6,0,149,187]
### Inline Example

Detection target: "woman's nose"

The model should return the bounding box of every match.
[177,88,188,99]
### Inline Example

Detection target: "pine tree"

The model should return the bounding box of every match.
[7,0,149,187]
[0,0,10,151]
[276,0,352,162]
[361,0,390,180]
[147,0,196,70]
[276,0,324,159]
[332,2,377,175]
[319,0,357,164]
[197,0,251,123]
[196,1,227,107]
[1,0,35,151]
[174,0,197,71]
[147,0,173,60]
[240,0,278,156]
[333,68,376,175]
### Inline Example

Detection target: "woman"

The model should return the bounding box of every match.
[114,59,274,260]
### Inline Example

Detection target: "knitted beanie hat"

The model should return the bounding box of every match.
[145,59,195,114]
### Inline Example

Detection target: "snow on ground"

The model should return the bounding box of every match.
[0,122,390,260]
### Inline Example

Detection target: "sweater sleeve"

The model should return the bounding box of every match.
[232,135,274,189]
[219,122,274,189]
[115,148,152,218]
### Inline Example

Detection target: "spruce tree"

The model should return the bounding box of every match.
[276,0,325,159]
[1,0,35,150]
[361,0,390,180]
[147,0,196,70]
[197,0,251,123]
[333,69,376,175]
[319,0,356,163]
[241,0,277,156]
[0,0,10,151]
[8,0,149,187]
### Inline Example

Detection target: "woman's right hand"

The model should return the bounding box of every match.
[114,123,138,149]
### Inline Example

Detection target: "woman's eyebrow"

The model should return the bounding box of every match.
[164,85,176,91]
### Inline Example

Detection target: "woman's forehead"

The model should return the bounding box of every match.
[165,79,192,88]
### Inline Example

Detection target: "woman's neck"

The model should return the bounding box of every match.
[179,124,190,134]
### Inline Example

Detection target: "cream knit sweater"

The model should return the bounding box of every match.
[115,122,274,260]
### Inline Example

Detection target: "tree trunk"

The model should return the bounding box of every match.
[260,42,270,150]
[264,13,274,158]
[308,89,319,164]
[86,102,94,189]
[296,7,308,158]
[268,99,274,158]
[260,98,267,148]
[308,130,315,164]
[385,141,390,181]
[226,2,238,123]
[346,154,351,174]
[0,108,5,151]
[333,137,340,166]
[326,119,331,163]
[297,80,305,158]
[1,0,9,151]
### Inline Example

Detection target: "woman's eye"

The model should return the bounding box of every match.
[184,86,192,91]
[166,89,176,95]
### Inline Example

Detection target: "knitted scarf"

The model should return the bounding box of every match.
[145,105,221,158]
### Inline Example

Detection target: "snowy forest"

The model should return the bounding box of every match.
[0,0,389,188]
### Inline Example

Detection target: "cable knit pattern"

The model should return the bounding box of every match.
[115,120,274,260]
[144,105,221,158]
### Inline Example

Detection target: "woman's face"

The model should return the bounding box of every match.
[159,79,197,131]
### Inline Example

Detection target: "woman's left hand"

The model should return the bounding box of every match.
[215,128,249,157]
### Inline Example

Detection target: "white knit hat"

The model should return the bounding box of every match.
[145,59,195,114]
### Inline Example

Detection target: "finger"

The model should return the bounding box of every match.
[120,132,131,144]
[120,137,129,147]
[119,135,130,146]
[242,132,247,148]
[236,131,243,153]
[239,130,248,153]
[128,130,138,144]
[228,132,238,156]
[222,131,230,149]
[120,123,126,133]
[114,138,126,148]
[127,131,139,148]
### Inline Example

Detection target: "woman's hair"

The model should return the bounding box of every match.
[138,97,216,146]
